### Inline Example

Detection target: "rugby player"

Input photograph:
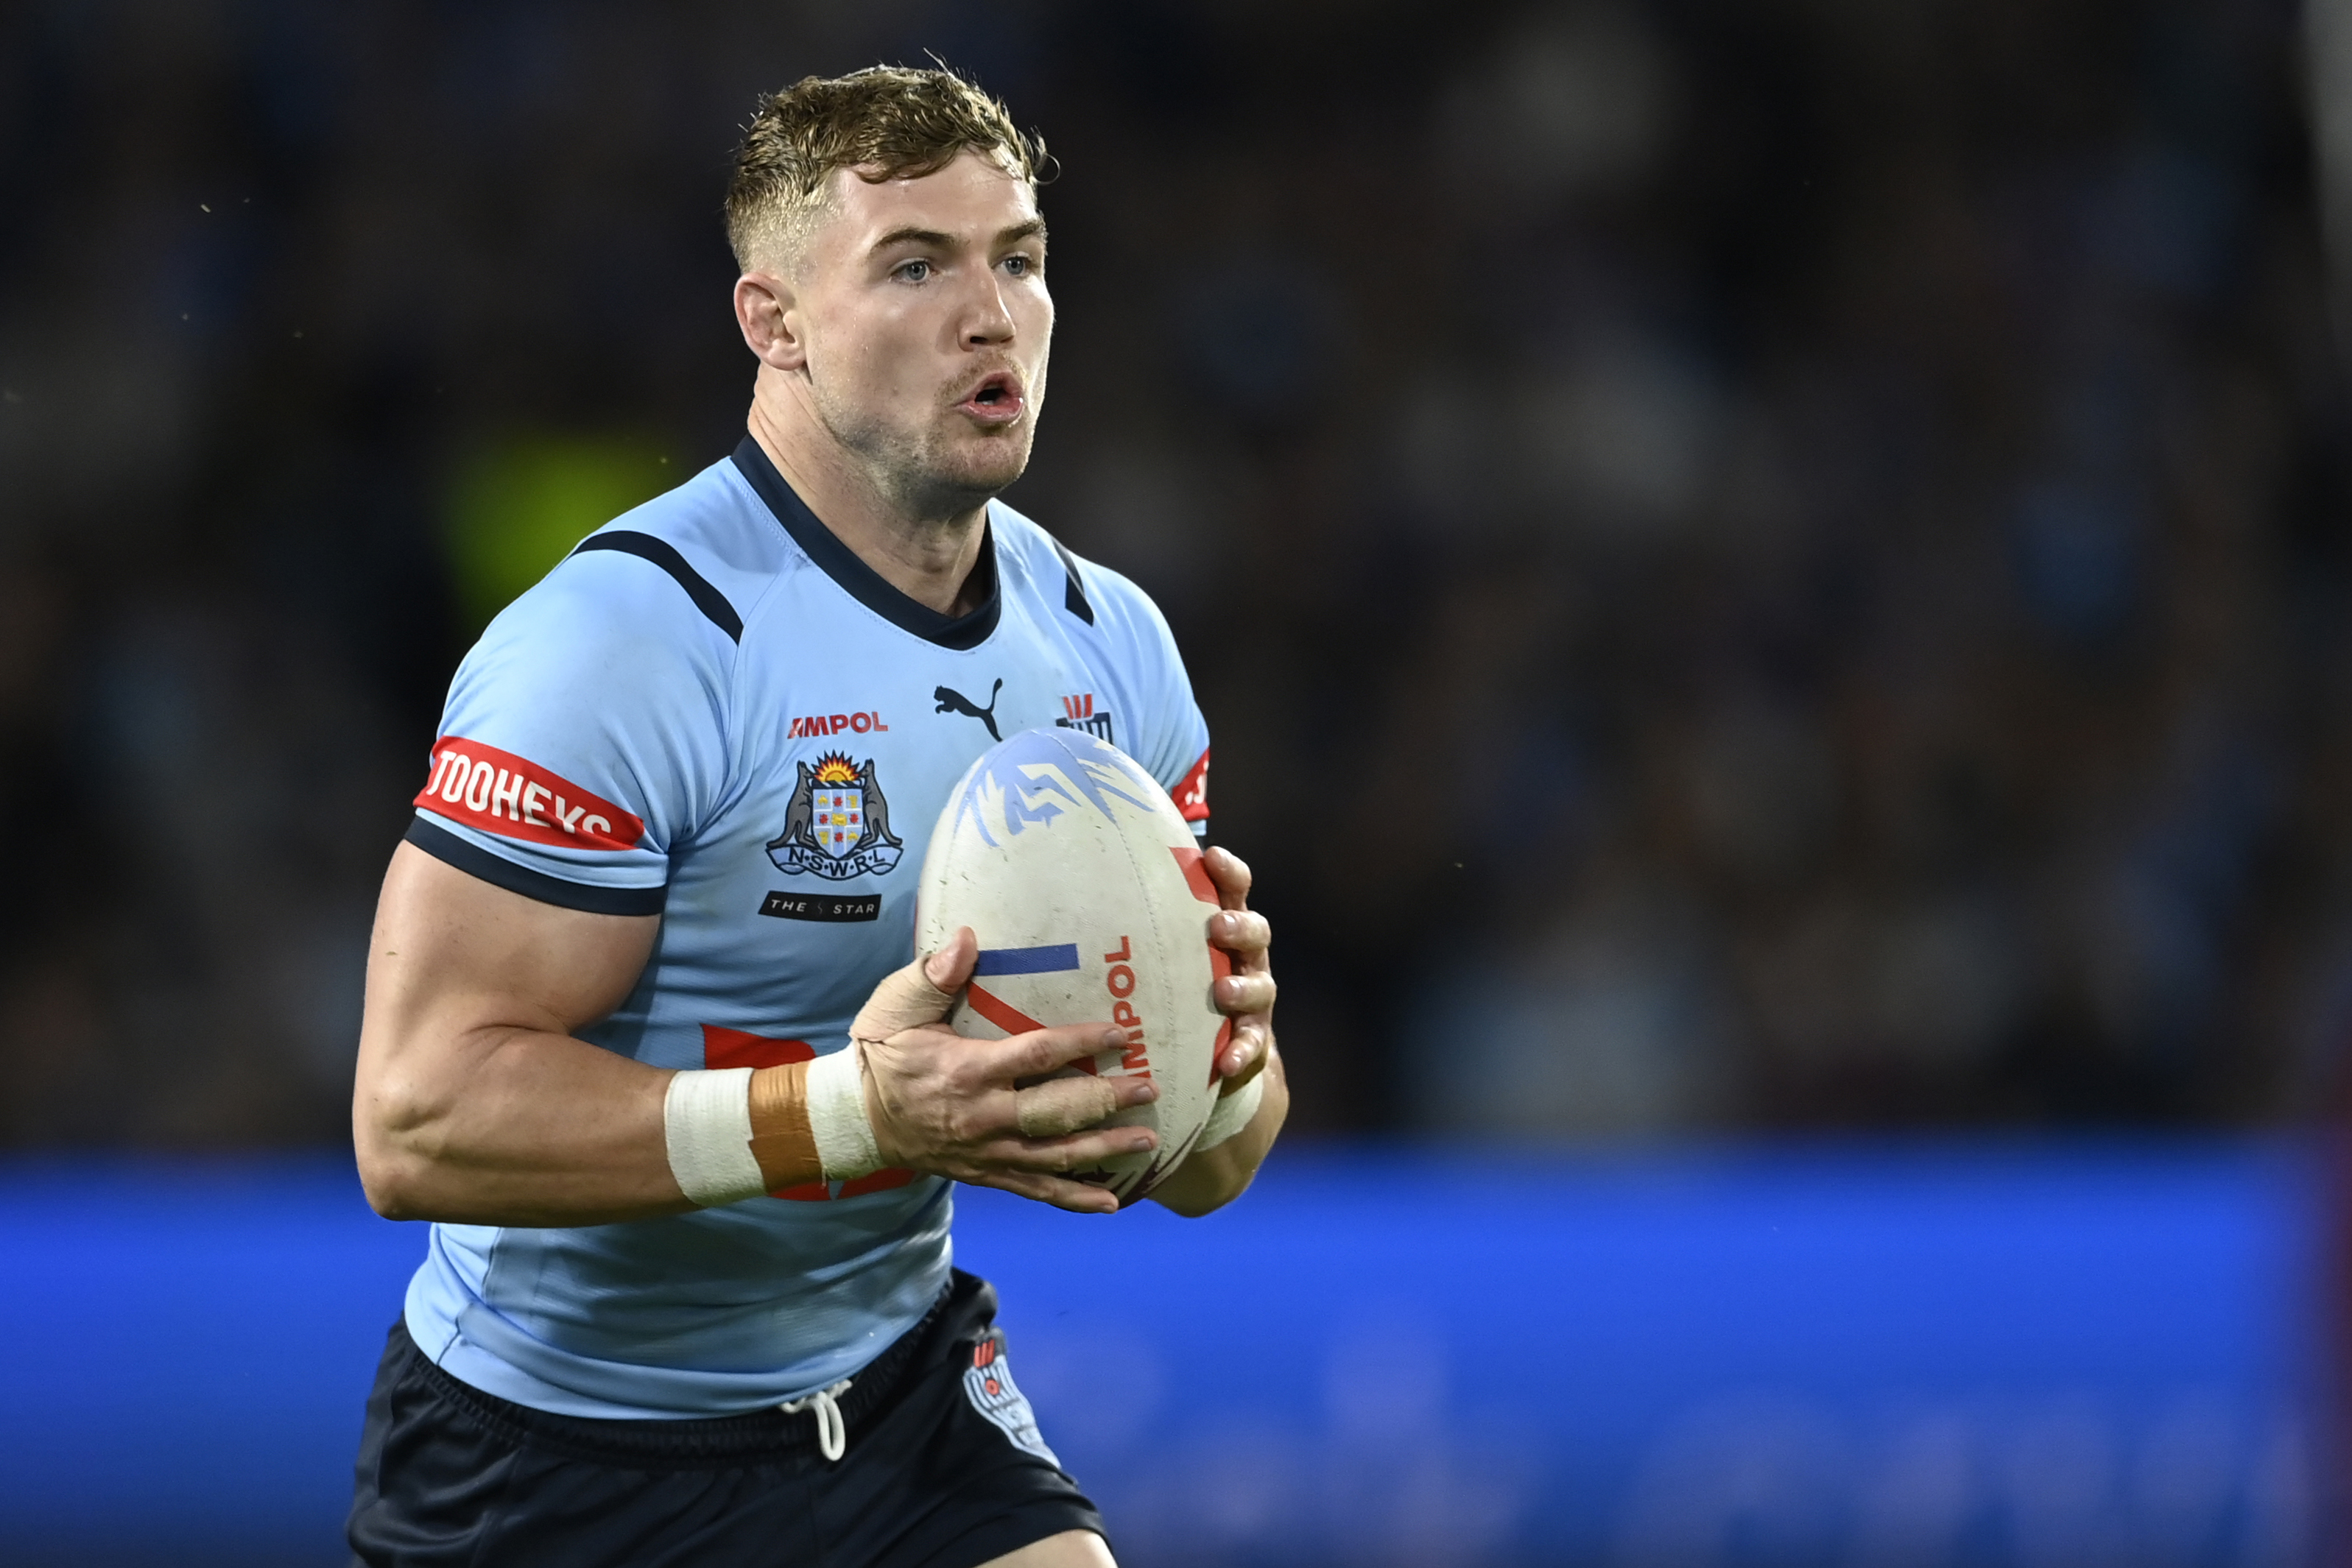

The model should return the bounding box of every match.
[347,65,1286,1568]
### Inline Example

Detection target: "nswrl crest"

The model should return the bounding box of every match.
[768,752,904,879]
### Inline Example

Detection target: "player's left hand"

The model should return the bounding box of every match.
[1203,846,1275,1095]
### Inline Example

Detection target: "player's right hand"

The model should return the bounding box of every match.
[848,927,1158,1215]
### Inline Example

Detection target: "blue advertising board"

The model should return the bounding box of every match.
[0,1141,2329,1566]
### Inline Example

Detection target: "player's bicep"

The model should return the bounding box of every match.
[359,842,658,1094]
[354,844,682,1223]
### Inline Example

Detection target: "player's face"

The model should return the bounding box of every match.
[794,150,1052,515]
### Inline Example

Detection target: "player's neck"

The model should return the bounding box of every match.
[745,388,990,619]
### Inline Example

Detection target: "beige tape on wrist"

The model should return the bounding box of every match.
[1195,1070,1264,1154]
[806,1047,884,1182]
[663,1067,768,1207]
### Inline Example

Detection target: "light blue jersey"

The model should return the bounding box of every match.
[399,438,1211,1419]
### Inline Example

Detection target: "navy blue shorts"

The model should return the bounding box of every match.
[347,1269,1106,1568]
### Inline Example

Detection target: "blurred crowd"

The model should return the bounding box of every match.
[0,0,2342,1146]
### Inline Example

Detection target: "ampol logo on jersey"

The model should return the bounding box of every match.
[786,710,887,738]
[415,738,644,850]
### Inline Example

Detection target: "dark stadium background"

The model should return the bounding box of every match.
[2,1,2348,1564]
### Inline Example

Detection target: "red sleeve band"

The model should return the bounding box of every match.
[415,737,645,851]
[1172,747,1211,823]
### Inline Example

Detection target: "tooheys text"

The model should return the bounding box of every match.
[412,737,647,852]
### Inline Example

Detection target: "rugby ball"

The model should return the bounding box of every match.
[916,727,1230,1204]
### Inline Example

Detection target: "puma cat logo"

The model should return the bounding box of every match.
[933,679,1004,742]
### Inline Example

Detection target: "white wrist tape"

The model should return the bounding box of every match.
[1195,1071,1264,1154]
[806,1047,884,1182]
[663,1067,767,1207]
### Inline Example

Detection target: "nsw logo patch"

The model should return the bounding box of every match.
[963,1335,1058,1466]
[767,752,904,879]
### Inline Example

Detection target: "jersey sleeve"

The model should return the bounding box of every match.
[406,548,736,915]
[1083,561,1212,837]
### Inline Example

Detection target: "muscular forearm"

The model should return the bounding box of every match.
[1148,1045,1287,1217]
[356,1026,839,1226]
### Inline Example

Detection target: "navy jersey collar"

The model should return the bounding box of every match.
[730,436,1001,650]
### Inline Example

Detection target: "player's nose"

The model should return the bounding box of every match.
[961,275,1016,346]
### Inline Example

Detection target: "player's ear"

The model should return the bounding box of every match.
[734,270,806,372]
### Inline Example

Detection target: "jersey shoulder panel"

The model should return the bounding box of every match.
[412,461,767,910]
[987,501,1167,648]
[475,459,760,722]
[568,456,795,640]
[987,504,1211,819]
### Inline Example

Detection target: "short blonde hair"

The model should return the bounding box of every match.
[725,65,1047,272]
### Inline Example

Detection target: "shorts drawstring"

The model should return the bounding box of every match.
[778,1380,852,1462]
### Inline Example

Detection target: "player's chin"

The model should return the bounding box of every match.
[938,428,1034,491]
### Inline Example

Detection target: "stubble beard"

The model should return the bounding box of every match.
[811,375,1037,532]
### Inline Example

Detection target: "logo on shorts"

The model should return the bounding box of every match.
[767,752,904,879]
[1054,693,1115,746]
[965,1335,1059,1465]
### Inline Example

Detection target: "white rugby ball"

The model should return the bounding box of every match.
[916,727,1230,1205]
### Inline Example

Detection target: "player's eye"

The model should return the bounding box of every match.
[894,258,932,283]
[1002,254,1032,278]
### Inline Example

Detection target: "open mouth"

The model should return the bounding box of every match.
[957,372,1025,423]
